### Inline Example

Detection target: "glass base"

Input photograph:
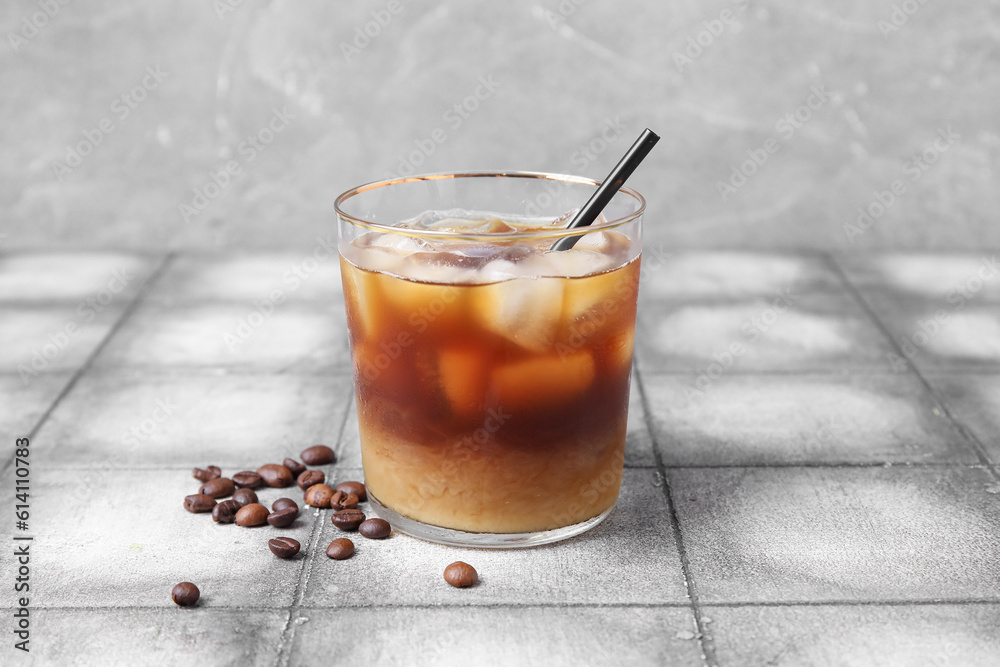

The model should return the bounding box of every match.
[367,493,615,549]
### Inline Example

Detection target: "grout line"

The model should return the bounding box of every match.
[274,383,356,667]
[636,367,1000,377]
[5,367,997,380]
[332,383,357,462]
[698,598,1000,608]
[7,598,999,613]
[0,253,175,479]
[634,361,717,667]
[0,368,357,379]
[656,461,986,470]
[826,255,1000,482]
[28,462,995,474]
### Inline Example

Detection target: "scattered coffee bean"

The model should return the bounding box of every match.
[330,490,359,510]
[232,471,263,489]
[443,562,478,588]
[272,498,298,513]
[301,445,336,466]
[267,508,298,528]
[183,494,216,513]
[192,466,221,482]
[304,484,334,508]
[232,488,258,507]
[212,499,241,523]
[334,481,367,502]
[257,464,294,488]
[358,518,391,539]
[268,537,301,559]
[326,538,355,560]
[283,458,306,477]
[235,503,269,527]
[297,469,325,491]
[171,582,200,606]
[331,508,366,531]
[199,477,236,499]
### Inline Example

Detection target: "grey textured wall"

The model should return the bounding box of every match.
[3,0,997,251]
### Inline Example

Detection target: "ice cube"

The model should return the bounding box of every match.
[602,330,635,373]
[422,215,517,235]
[562,262,637,323]
[472,276,564,352]
[491,351,596,412]
[478,259,521,283]
[347,246,406,275]
[341,264,384,341]
[437,347,488,418]
[368,233,432,255]
[379,276,463,329]
[548,249,615,278]
[491,243,535,262]
[397,251,485,283]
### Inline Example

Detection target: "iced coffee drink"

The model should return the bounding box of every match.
[336,172,644,547]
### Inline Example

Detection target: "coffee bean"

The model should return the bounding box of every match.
[267,508,298,528]
[232,471,263,489]
[334,481,367,502]
[183,494,216,513]
[232,488,258,508]
[326,538,354,560]
[171,582,200,606]
[330,490,359,510]
[257,464,293,488]
[301,445,336,466]
[358,518,391,539]
[234,503,269,527]
[268,537,300,559]
[192,466,221,482]
[331,508,365,531]
[272,498,298,513]
[297,469,325,491]
[283,458,306,477]
[304,484,334,508]
[443,562,478,588]
[212,499,241,523]
[199,477,236,499]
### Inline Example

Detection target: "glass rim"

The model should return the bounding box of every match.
[334,171,646,242]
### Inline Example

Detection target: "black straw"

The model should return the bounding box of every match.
[551,128,659,251]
